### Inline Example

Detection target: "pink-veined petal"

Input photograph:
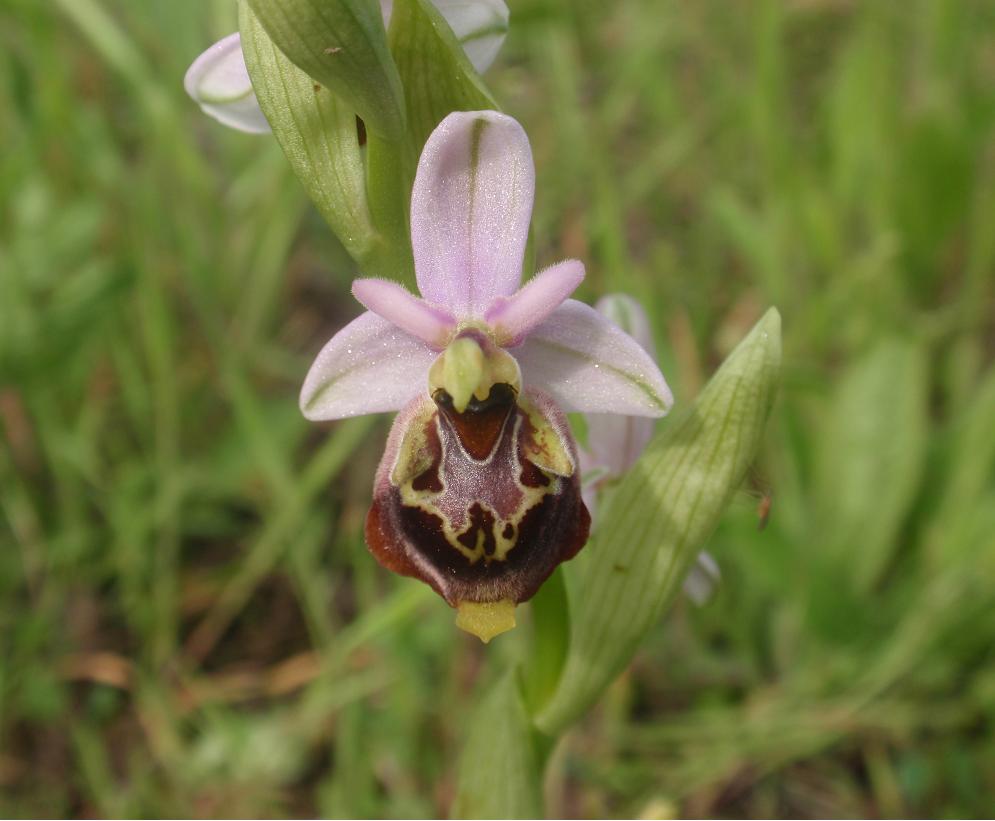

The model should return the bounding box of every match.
[184,33,271,134]
[513,300,674,416]
[411,111,534,315]
[300,312,436,420]
[352,278,456,348]
[484,259,584,346]
[380,0,508,73]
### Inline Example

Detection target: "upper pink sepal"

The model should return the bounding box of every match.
[410,111,535,315]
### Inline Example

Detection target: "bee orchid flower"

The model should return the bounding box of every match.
[300,111,673,641]
[184,0,509,133]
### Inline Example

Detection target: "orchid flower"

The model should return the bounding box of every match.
[580,294,720,606]
[184,0,509,134]
[300,111,673,641]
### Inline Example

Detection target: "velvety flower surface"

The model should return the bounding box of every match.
[300,111,673,639]
[184,0,510,133]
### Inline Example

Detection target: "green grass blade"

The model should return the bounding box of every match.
[815,338,929,591]
[535,308,782,735]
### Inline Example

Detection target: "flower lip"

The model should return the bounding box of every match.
[366,388,590,609]
[434,381,518,461]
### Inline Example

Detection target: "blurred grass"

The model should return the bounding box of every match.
[1,0,994,816]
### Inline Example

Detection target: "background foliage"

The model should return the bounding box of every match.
[2,0,994,816]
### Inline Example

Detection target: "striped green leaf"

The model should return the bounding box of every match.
[240,5,402,275]
[388,0,498,164]
[534,308,782,734]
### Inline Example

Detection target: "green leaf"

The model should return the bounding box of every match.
[240,5,389,272]
[521,567,569,715]
[452,671,543,820]
[246,0,405,141]
[814,337,929,591]
[364,132,416,285]
[534,308,782,736]
[935,362,995,533]
[388,0,498,164]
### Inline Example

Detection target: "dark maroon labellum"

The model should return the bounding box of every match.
[365,385,591,607]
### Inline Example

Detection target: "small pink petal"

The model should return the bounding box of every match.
[300,312,437,420]
[512,300,674,416]
[411,111,535,315]
[485,259,584,346]
[352,278,456,348]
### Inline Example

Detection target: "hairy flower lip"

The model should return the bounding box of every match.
[366,387,590,608]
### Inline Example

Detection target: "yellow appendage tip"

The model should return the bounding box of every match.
[455,599,517,643]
